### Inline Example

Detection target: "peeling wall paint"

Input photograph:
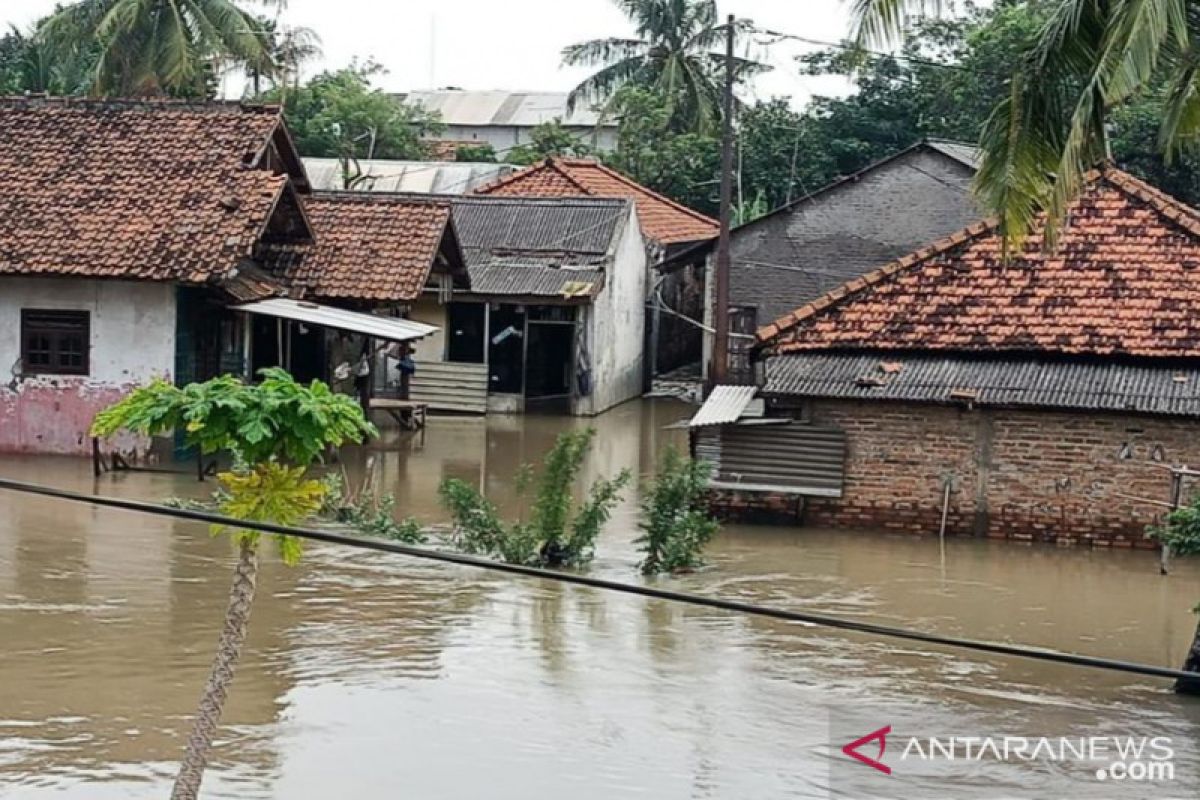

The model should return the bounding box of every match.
[0,278,176,455]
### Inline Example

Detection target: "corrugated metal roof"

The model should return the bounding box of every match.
[234,299,437,342]
[689,385,759,427]
[447,195,628,266]
[924,138,981,169]
[764,352,1200,417]
[402,90,613,128]
[466,265,603,298]
[302,158,515,195]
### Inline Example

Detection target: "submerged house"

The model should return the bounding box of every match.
[703,167,1200,547]
[663,140,983,381]
[402,194,648,416]
[0,97,463,455]
[474,157,718,376]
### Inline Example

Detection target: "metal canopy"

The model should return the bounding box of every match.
[689,385,759,428]
[233,298,437,343]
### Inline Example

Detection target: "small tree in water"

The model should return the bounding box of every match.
[636,448,719,575]
[1150,506,1200,693]
[90,369,376,799]
[439,428,630,568]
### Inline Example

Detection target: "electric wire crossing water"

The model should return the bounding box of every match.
[1,476,1196,685]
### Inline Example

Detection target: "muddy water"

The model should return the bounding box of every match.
[1,399,1199,799]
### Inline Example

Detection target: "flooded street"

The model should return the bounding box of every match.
[2,399,1200,798]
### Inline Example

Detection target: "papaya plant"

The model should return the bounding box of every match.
[91,368,376,799]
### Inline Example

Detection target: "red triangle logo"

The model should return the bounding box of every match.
[842,725,892,775]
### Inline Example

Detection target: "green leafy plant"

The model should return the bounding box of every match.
[439,429,630,568]
[90,368,375,799]
[337,492,426,544]
[636,448,719,575]
[1150,501,1200,558]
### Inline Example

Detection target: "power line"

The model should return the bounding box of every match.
[1,476,1196,684]
[751,26,1006,79]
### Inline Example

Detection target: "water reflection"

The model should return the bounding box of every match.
[0,400,1198,798]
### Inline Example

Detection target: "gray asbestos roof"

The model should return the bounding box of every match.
[401,90,614,128]
[303,158,516,195]
[466,265,604,298]
[764,353,1200,418]
[446,195,629,267]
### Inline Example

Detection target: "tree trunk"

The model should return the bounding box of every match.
[171,539,260,800]
[1176,616,1200,695]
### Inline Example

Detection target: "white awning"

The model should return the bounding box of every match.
[688,385,761,428]
[233,299,437,343]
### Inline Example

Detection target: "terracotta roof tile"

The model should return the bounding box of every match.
[0,97,296,284]
[262,193,456,302]
[759,168,1200,360]
[474,157,717,245]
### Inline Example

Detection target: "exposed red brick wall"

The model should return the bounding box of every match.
[709,400,1199,548]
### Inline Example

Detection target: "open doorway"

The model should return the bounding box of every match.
[525,320,574,405]
[487,305,525,394]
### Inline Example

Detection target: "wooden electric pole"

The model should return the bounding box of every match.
[711,13,736,387]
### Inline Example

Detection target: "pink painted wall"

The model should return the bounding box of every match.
[1,278,176,456]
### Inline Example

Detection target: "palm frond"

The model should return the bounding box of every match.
[566,57,647,113]
[850,0,944,48]
[562,38,649,68]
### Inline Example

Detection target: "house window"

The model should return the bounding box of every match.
[21,309,90,375]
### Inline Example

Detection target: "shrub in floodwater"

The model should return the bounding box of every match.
[635,447,719,575]
[438,428,630,568]
[1149,502,1200,693]
[320,472,425,544]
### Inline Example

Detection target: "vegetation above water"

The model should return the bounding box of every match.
[90,368,376,800]
[636,448,719,575]
[439,428,631,569]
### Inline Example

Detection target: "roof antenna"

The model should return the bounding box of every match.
[429,13,437,89]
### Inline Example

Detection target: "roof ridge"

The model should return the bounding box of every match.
[1101,165,1200,235]
[309,190,451,207]
[756,217,999,346]
[0,95,282,115]
[471,157,592,196]
[556,158,718,226]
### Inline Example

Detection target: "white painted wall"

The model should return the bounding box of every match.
[409,293,448,363]
[578,203,647,415]
[0,277,176,454]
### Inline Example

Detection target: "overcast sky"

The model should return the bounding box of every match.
[5,0,857,104]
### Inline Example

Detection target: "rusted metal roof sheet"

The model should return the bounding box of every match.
[466,265,603,298]
[689,385,759,428]
[764,353,1200,417]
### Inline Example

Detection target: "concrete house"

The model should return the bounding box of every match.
[0,97,464,455]
[475,157,719,377]
[403,194,648,416]
[701,168,1200,547]
[662,140,983,381]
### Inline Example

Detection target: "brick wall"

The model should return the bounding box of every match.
[709,400,1200,548]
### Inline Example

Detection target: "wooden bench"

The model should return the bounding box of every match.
[369,398,429,430]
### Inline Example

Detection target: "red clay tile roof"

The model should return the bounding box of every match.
[758,168,1200,360]
[261,193,459,302]
[474,157,718,245]
[0,97,302,284]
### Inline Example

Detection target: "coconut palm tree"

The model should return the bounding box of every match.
[851,0,1200,248]
[562,0,765,135]
[39,0,280,97]
[91,370,376,798]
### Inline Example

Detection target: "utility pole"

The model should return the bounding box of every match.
[711,13,736,387]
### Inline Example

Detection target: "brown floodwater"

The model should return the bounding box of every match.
[1,399,1199,799]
